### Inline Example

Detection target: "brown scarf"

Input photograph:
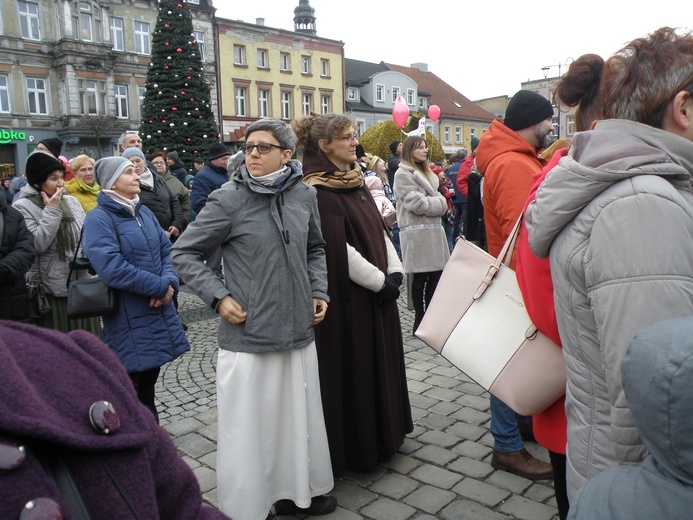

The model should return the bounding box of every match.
[301,149,364,190]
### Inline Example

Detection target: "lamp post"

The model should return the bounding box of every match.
[541,62,568,139]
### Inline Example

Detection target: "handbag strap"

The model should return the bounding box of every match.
[35,446,91,520]
[473,215,524,300]
[68,208,121,287]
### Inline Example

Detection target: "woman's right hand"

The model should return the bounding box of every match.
[41,189,62,208]
[218,295,247,324]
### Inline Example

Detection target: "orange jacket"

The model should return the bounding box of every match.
[475,119,545,266]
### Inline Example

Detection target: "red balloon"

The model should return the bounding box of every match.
[392,96,409,128]
[428,104,441,122]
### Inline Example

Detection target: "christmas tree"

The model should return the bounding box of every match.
[139,0,219,168]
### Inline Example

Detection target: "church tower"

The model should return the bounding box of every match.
[293,0,316,35]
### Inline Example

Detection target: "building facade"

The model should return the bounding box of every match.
[216,16,344,147]
[0,0,217,178]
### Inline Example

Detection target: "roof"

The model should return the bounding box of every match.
[386,63,496,122]
[345,58,390,86]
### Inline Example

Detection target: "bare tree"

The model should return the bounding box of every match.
[79,115,117,158]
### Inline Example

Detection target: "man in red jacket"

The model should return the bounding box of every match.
[475,89,555,480]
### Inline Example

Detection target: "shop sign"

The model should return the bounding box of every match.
[0,129,27,144]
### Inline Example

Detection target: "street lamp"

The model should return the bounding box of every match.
[541,61,570,139]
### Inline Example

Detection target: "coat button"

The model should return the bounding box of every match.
[0,436,26,471]
[89,401,120,434]
[20,498,63,520]
[360,196,367,203]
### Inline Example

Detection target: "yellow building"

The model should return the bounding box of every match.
[216,16,344,145]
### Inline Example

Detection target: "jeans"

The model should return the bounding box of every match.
[489,394,531,452]
[391,222,401,258]
[442,217,454,253]
[452,202,467,240]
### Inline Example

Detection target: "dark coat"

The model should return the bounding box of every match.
[0,321,228,520]
[0,195,35,321]
[310,178,413,477]
[139,174,186,233]
[169,158,188,185]
[82,193,190,373]
[190,161,229,214]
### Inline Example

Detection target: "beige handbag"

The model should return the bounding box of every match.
[415,216,566,415]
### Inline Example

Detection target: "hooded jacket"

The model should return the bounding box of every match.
[82,193,190,373]
[0,321,227,520]
[568,317,693,519]
[167,152,188,184]
[0,194,35,320]
[190,161,229,214]
[526,119,693,499]
[476,119,545,264]
[171,160,328,354]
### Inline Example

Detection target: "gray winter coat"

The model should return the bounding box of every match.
[393,162,449,273]
[568,317,693,519]
[171,160,328,353]
[12,185,88,298]
[526,119,693,500]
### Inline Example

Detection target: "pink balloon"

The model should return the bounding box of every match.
[428,104,441,122]
[392,95,409,128]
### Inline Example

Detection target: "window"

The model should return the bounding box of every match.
[375,84,384,103]
[79,79,106,115]
[279,52,290,71]
[320,95,331,114]
[115,85,128,119]
[18,0,40,40]
[320,58,329,77]
[455,127,462,143]
[301,93,312,115]
[357,120,366,136]
[301,56,311,74]
[138,86,146,109]
[281,91,291,119]
[257,49,268,69]
[235,86,246,116]
[26,77,47,115]
[0,75,10,113]
[193,31,205,61]
[258,89,269,117]
[444,125,451,143]
[391,87,400,104]
[418,97,427,109]
[72,2,102,42]
[470,127,477,138]
[347,87,358,101]
[187,0,199,3]
[566,115,575,136]
[109,16,124,51]
[134,21,150,54]
[233,45,245,65]
[407,88,415,106]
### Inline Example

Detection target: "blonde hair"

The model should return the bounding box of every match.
[69,154,95,174]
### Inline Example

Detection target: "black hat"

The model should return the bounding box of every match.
[167,151,179,161]
[26,151,65,186]
[208,142,231,160]
[389,140,401,155]
[193,157,205,164]
[38,137,63,158]
[471,136,480,152]
[503,90,554,131]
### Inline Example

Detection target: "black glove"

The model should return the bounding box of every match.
[377,272,403,304]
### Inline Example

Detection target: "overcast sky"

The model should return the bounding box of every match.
[214,0,689,101]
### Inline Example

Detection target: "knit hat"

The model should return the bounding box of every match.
[471,136,480,152]
[25,151,66,186]
[167,151,179,161]
[503,90,554,131]
[38,137,63,158]
[208,142,231,160]
[364,153,382,172]
[121,147,146,161]
[389,140,401,155]
[95,156,133,190]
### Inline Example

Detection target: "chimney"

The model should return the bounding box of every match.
[256,18,265,26]
[411,63,428,72]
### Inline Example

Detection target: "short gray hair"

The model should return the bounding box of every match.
[245,118,297,153]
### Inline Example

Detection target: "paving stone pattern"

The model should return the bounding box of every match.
[158,287,559,520]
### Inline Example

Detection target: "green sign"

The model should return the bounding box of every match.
[0,129,27,144]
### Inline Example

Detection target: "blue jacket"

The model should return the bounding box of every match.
[190,161,229,214]
[82,193,189,373]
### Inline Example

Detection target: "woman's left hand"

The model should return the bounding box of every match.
[150,284,174,308]
[313,298,328,325]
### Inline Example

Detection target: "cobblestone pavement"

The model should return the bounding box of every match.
[158,287,559,520]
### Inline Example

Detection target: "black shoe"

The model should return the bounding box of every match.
[274,495,337,516]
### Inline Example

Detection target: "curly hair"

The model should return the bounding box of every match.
[69,154,95,175]
[292,113,356,155]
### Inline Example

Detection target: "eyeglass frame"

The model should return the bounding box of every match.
[151,160,167,166]
[242,143,290,155]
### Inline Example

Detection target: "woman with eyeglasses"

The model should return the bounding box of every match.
[172,119,336,520]
[292,113,412,478]
[149,152,191,228]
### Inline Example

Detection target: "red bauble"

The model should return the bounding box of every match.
[187,138,191,142]
[164,65,169,70]
[164,23,169,28]
[172,107,178,111]
[176,48,183,53]
[190,98,194,101]
[165,42,169,46]
[177,3,182,7]
[161,119,166,123]
[180,91,186,95]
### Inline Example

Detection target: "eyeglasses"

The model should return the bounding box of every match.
[243,143,288,154]
[152,161,166,166]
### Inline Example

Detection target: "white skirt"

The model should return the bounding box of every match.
[216,342,334,520]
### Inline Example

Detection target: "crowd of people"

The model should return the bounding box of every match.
[1,24,691,520]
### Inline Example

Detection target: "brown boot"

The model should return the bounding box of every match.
[491,448,553,480]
